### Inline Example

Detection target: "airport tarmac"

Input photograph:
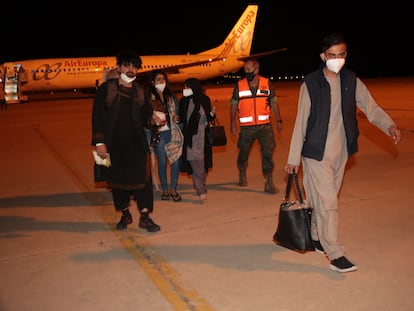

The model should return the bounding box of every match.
[0,77,413,311]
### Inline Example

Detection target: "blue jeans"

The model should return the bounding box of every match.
[146,129,180,192]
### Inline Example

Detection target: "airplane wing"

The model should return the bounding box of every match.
[237,48,288,62]
[134,48,288,80]
[161,48,288,72]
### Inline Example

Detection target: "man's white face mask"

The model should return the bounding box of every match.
[326,58,345,74]
[155,83,166,93]
[183,88,193,97]
[120,72,136,84]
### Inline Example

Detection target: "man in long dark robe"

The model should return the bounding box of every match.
[92,50,163,232]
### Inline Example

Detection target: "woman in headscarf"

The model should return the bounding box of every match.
[179,78,215,204]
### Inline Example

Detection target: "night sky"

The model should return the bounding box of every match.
[2,1,413,78]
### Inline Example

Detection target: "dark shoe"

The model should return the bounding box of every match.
[139,214,161,232]
[116,212,132,230]
[329,256,358,273]
[161,191,170,200]
[170,191,182,202]
[264,175,279,194]
[313,240,325,254]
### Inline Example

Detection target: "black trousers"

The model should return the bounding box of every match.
[111,179,154,213]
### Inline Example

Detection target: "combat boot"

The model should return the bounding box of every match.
[238,168,247,186]
[264,174,279,194]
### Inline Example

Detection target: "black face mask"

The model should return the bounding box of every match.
[245,72,256,81]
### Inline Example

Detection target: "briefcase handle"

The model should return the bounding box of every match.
[284,172,304,204]
[210,115,221,127]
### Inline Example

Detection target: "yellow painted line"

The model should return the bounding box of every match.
[119,232,215,311]
[34,126,215,310]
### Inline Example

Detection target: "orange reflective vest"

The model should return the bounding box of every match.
[237,77,271,126]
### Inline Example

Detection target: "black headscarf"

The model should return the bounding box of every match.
[181,78,210,147]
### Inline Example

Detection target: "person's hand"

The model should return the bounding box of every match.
[285,164,299,174]
[152,111,166,126]
[388,125,401,144]
[211,106,216,117]
[96,144,108,159]
[276,121,282,133]
[173,114,180,123]
[231,123,238,136]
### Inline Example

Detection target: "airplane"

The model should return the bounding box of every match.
[0,4,286,104]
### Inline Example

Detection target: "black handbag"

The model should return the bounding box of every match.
[273,172,315,253]
[208,117,227,147]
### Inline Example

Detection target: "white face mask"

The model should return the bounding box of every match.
[120,72,136,84]
[155,83,166,93]
[183,88,193,97]
[326,58,345,74]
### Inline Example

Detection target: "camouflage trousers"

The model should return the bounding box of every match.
[237,123,276,175]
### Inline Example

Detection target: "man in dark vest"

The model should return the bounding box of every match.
[285,33,401,273]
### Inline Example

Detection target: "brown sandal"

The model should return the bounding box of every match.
[161,191,170,200]
[170,191,182,202]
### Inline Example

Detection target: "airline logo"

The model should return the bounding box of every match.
[31,59,110,81]
[63,60,109,67]
[220,8,255,58]
[32,63,63,81]
[233,8,255,41]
